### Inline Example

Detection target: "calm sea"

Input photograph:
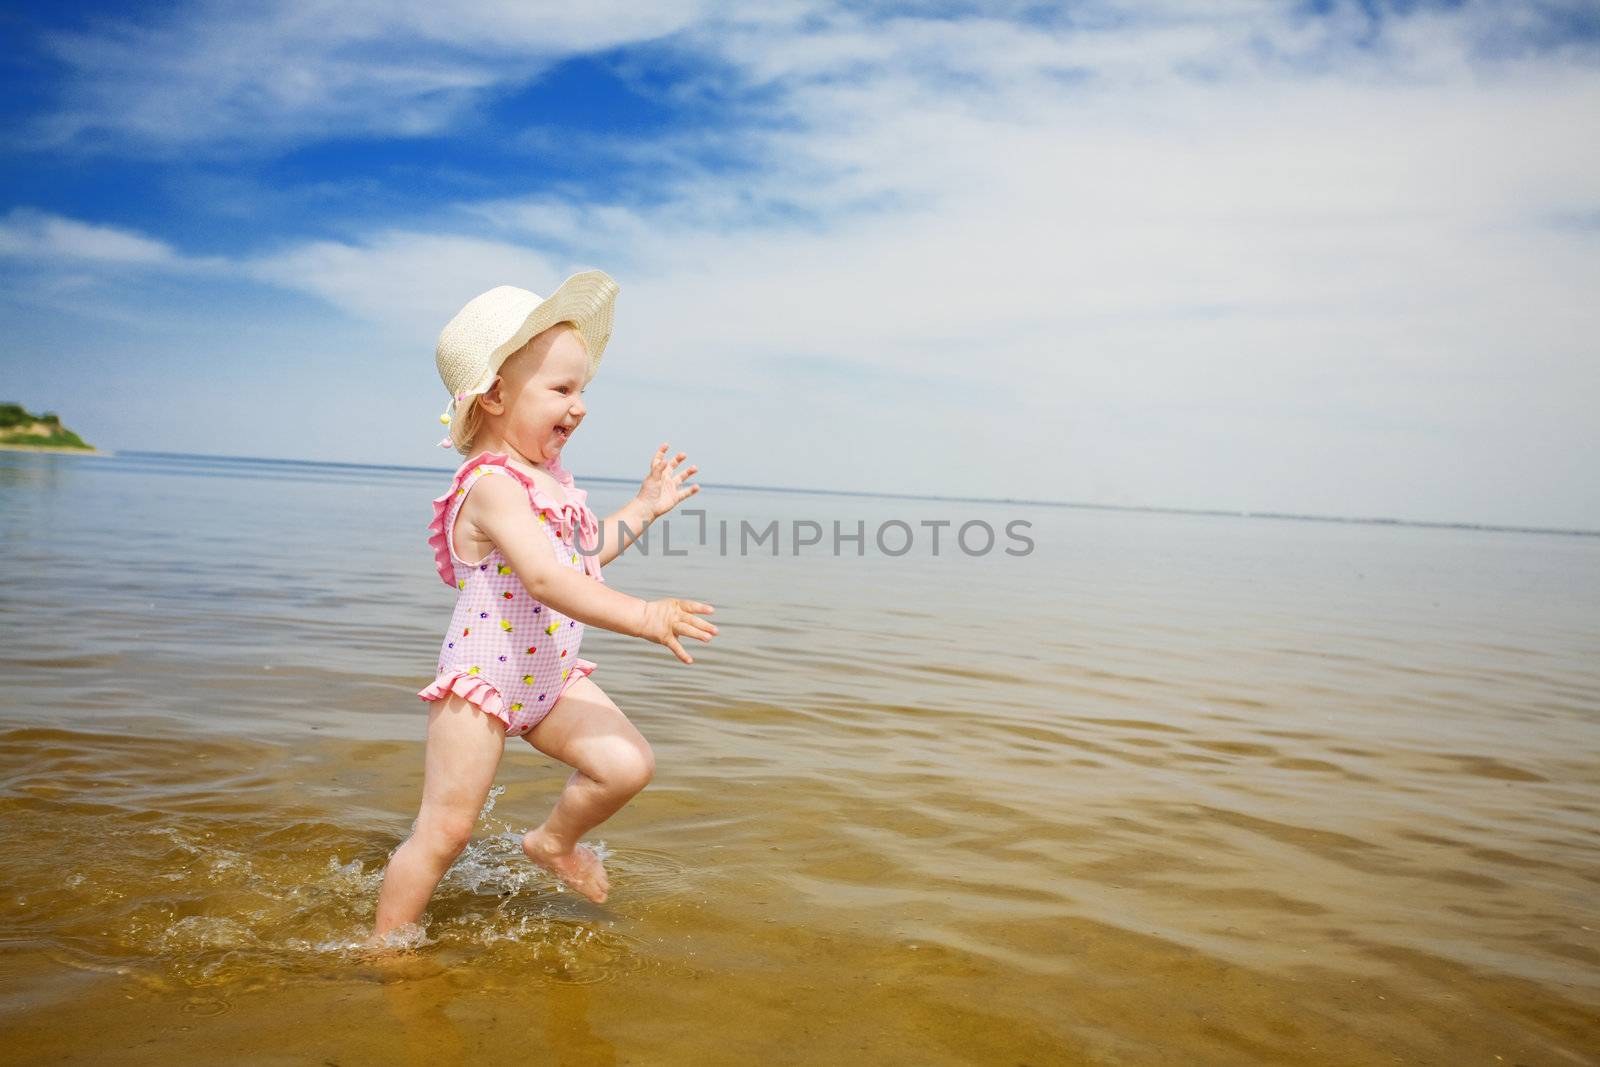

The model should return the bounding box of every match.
[2,449,1597,1065]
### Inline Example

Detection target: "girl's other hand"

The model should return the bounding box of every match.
[642,598,717,664]
[635,443,699,520]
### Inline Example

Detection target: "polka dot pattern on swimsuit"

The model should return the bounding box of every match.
[417,452,605,736]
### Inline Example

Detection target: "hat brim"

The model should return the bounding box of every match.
[482,270,618,391]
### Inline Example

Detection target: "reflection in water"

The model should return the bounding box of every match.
[1,449,1597,1065]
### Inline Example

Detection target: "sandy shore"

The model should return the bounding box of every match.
[0,442,111,455]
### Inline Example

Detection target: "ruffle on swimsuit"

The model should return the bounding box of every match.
[416,663,597,732]
[416,670,529,719]
[425,451,604,586]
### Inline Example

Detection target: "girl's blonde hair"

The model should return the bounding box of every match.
[447,396,488,456]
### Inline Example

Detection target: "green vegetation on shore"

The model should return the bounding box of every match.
[0,402,94,450]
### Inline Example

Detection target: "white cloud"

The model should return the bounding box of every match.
[244,230,570,331]
[0,208,234,330]
[23,0,714,154]
[0,207,184,265]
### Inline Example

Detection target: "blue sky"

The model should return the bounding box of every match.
[2,0,1597,527]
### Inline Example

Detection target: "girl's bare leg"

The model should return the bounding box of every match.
[520,674,655,903]
[369,694,507,942]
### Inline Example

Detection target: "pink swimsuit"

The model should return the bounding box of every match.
[418,451,606,737]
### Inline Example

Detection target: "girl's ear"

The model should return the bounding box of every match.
[477,375,506,415]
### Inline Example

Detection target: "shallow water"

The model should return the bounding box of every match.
[1,449,1597,1065]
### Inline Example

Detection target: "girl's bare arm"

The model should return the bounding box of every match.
[467,474,716,663]
[593,497,654,569]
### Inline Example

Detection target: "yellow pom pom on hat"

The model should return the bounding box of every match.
[435,270,619,441]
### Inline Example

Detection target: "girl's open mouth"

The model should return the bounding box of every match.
[554,425,571,440]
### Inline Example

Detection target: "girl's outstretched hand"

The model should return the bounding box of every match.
[635,443,699,520]
[641,598,717,664]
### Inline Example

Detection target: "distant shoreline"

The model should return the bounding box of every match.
[7,445,1595,539]
[0,442,111,456]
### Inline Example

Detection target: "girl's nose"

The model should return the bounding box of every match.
[570,396,586,417]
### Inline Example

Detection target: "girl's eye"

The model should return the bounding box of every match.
[556,386,570,394]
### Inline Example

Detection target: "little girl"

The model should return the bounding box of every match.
[369,272,717,943]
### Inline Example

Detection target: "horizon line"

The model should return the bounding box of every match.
[58,448,1600,539]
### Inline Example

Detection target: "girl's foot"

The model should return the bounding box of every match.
[522,829,610,903]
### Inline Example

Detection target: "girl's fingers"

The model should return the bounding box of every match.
[676,617,717,639]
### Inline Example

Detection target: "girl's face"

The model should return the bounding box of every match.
[478,323,589,466]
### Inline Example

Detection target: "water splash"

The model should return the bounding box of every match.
[437,783,610,901]
[91,796,632,990]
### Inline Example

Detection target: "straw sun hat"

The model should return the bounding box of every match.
[435,270,619,449]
